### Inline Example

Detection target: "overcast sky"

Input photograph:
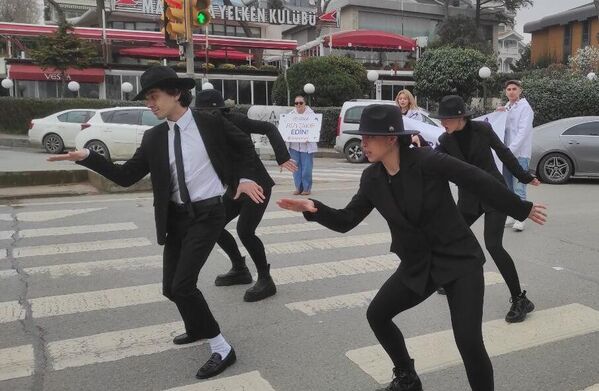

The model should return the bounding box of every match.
[514,0,593,41]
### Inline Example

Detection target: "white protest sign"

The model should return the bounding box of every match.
[278,113,322,142]
[402,116,444,147]
[474,111,508,172]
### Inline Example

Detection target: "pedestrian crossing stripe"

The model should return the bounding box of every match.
[285,272,504,316]
[269,174,352,182]
[16,222,138,239]
[12,237,152,258]
[228,221,366,238]
[581,384,599,391]
[219,232,391,257]
[0,213,11,221]
[0,345,34,381]
[0,230,12,240]
[13,207,107,222]
[165,371,276,391]
[345,303,599,385]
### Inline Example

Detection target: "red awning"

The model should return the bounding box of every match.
[8,64,105,83]
[0,22,297,51]
[119,47,254,61]
[323,30,416,51]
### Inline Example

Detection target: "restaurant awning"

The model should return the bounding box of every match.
[323,30,417,51]
[8,64,105,83]
[119,47,254,61]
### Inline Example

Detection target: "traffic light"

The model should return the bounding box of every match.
[192,0,212,27]
[162,0,186,42]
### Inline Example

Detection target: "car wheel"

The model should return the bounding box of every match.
[538,152,573,184]
[344,140,366,163]
[85,140,111,161]
[42,133,64,154]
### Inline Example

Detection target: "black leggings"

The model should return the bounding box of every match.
[216,186,272,272]
[366,267,493,391]
[462,208,522,298]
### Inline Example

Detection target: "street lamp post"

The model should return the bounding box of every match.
[121,82,134,100]
[68,81,80,98]
[367,70,381,100]
[1,78,14,97]
[478,66,491,111]
[304,83,315,106]
[202,82,214,90]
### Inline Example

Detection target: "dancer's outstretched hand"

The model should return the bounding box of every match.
[527,203,547,225]
[47,150,88,162]
[277,198,317,213]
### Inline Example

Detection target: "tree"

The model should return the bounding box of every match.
[414,47,496,102]
[314,0,334,37]
[510,43,531,72]
[568,46,599,76]
[30,22,100,97]
[272,56,369,107]
[474,0,533,27]
[0,0,40,23]
[430,14,493,54]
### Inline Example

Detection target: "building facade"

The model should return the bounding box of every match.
[497,25,526,73]
[524,2,599,65]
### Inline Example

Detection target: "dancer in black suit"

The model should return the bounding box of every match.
[433,95,540,322]
[196,89,297,302]
[48,66,264,379]
[277,105,547,391]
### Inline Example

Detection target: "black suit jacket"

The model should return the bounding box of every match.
[303,147,532,295]
[223,111,291,189]
[436,120,534,216]
[76,109,256,245]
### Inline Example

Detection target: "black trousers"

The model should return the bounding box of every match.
[462,207,522,298]
[367,267,494,391]
[162,202,226,339]
[216,185,272,273]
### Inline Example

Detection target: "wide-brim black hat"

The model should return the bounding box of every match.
[133,66,196,101]
[196,88,226,109]
[430,95,474,119]
[345,104,419,136]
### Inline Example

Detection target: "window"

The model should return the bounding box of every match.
[266,81,274,105]
[104,110,141,125]
[582,20,591,47]
[238,80,251,104]
[105,75,121,100]
[141,111,164,126]
[59,111,95,123]
[344,107,365,124]
[223,80,237,103]
[254,81,267,105]
[111,22,124,29]
[562,122,599,136]
[563,23,572,63]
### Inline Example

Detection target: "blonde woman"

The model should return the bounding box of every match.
[395,89,423,122]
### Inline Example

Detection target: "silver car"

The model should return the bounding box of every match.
[530,116,599,184]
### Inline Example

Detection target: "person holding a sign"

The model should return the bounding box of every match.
[395,89,423,122]
[288,95,317,195]
[496,80,535,231]
[277,104,547,391]
[433,95,541,323]
[196,89,298,302]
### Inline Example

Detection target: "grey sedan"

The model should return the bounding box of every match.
[530,116,599,184]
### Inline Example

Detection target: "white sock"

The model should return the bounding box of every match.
[208,334,232,358]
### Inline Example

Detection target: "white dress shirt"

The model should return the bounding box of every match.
[504,98,534,158]
[287,106,318,154]
[167,108,225,204]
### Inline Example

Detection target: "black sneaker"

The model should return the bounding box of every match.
[214,266,253,286]
[243,275,276,302]
[385,361,423,391]
[505,290,535,323]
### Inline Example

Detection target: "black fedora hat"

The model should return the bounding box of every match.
[196,88,226,109]
[345,104,419,136]
[133,66,196,101]
[430,95,474,119]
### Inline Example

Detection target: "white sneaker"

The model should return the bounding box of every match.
[505,217,516,227]
[513,221,525,231]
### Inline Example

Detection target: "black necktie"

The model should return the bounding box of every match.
[173,124,193,214]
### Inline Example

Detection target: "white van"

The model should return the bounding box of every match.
[334,99,442,163]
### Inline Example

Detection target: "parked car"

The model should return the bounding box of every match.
[334,99,443,163]
[29,109,97,154]
[530,116,599,184]
[75,107,165,161]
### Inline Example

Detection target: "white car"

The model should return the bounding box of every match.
[75,107,165,161]
[334,99,443,163]
[29,109,97,154]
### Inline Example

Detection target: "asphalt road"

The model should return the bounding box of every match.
[0,159,598,391]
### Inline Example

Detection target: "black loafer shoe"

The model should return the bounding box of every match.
[172,333,203,345]
[215,267,253,286]
[196,348,237,379]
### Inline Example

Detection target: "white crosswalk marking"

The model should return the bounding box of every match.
[0,269,17,278]
[0,345,35,381]
[15,208,106,222]
[0,283,166,324]
[165,371,276,391]
[220,232,390,257]
[269,174,350,182]
[0,249,6,259]
[346,303,599,384]
[581,384,599,391]
[0,213,11,221]
[0,230,12,240]
[12,237,152,258]
[228,221,366,238]
[17,222,138,239]
[285,272,504,316]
